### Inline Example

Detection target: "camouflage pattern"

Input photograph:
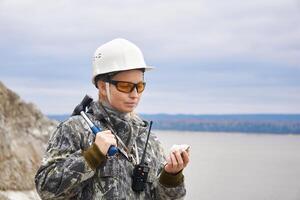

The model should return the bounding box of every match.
[35,101,186,199]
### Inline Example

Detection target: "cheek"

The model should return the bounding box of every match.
[110,89,127,103]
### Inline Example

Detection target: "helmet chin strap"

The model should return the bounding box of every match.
[105,82,112,104]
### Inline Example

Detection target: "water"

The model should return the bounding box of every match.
[155,130,300,200]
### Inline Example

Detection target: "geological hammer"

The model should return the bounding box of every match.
[72,95,118,156]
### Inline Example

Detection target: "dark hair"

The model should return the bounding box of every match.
[94,72,116,88]
[94,68,145,88]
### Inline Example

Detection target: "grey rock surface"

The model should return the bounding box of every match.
[0,81,57,191]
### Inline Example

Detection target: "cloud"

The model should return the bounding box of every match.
[139,85,300,114]
[0,0,299,114]
[1,0,299,63]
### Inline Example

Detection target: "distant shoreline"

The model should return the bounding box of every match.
[48,114,300,135]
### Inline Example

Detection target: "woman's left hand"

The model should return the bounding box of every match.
[164,150,190,174]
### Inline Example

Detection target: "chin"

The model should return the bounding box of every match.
[122,108,134,113]
[121,105,136,113]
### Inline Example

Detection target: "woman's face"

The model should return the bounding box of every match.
[99,69,144,113]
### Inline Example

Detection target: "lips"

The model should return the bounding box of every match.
[125,102,137,107]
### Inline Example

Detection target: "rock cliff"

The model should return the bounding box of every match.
[0,81,57,191]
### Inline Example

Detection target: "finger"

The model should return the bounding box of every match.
[170,152,178,168]
[100,131,115,139]
[166,155,172,165]
[182,151,190,167]
[110,137,117,146]
[98,130,109,137]
[184,148,190,156]
[106,134,116,138]
[174,150,184,169]
[102,135,116,145]
[103,130,113,135]
[96,133,114,141]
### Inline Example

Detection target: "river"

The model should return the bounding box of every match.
[156,130,300,200]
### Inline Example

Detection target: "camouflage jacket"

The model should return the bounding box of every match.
[35,101,186,199]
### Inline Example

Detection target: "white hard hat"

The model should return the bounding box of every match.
[92,38,154,85]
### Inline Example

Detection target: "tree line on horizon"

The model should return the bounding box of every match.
[48,114,300,134]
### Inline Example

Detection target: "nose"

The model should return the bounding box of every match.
[129,87,139,98]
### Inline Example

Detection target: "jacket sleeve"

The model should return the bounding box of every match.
[35,118,96,199]
[151,134,187,200]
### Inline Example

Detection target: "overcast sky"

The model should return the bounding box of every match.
[1,0,300,115]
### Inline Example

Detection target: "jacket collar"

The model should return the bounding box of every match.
[88,100,148,148]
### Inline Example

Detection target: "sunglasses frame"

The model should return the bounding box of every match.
[106,79,146,93]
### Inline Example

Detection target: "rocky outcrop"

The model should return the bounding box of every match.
[0,81,57,191]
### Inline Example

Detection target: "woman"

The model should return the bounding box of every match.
[35,38,190,199]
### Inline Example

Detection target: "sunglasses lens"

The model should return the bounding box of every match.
[116,82,134,93]
[136,82,145,93]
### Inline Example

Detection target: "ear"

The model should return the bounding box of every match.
[97,81,107,97]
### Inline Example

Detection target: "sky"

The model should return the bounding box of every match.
[0,0,300,115]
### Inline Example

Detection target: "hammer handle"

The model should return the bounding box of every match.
[80,112,118,156]
[90,125,118,156]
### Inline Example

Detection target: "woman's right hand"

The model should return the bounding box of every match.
[94,130,117,155]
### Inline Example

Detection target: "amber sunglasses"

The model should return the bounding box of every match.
[106,80,146,93]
